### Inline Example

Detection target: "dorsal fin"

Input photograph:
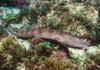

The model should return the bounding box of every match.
[31,23,38,30]
[20,27,27,33]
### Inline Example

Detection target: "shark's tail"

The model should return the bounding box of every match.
[8,24,18,36]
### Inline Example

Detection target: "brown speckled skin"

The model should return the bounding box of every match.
[8,24,88,50]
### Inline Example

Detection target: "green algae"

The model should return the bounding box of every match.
[0,37,25,57]
[3,15,20,23]
[42,54,77,70]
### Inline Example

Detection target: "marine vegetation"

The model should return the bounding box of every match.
[0,26,5,35]
[0,37,25,57]
[30,40,58,56]
[42,51,77,70]
[90,53,100,66]
[3,15,20,23]
[0,53,6,69]
[87,64,100,70]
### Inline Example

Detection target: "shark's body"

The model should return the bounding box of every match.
[8,24,88,50]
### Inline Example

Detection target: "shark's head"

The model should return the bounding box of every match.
[65,38,89,50]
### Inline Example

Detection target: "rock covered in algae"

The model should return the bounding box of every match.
[0,37,26,57]
[0,7,20,19]
[42,51,77,70]
[86,6,98,23]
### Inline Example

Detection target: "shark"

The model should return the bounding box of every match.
[8,24,88,50]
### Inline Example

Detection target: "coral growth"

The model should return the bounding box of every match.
[31,41,58,56]
[42,51,77,70]
[51,51,66,60]
[90,53,100,66]
[0,37,25,57]
[87,64,100,70]
[0,53,6,69]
